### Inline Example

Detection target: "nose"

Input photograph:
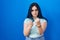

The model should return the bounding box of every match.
[34,10,36,13]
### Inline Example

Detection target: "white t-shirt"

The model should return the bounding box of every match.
[24,18,47,38]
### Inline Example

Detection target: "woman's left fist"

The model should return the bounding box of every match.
[35,18,41,27]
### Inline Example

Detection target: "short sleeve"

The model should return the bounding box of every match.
[24,18,32,24]
[40,19,47,24]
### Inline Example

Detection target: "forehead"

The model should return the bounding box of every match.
[32,6,37,10]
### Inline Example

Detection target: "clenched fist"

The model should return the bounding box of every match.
[34,18,41,27]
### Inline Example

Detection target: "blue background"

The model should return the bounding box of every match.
[0,0,60,40]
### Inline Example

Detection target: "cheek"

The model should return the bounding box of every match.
[31,11,34,15]
[31,11,38,15]
[36,11,38,15]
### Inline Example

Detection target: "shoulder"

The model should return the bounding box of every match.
[40,18,47,23]
[24,18,32,23]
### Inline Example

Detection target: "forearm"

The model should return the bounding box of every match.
[38,26,43,35]
[24,26,31,36]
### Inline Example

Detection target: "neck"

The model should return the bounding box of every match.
[33,17,37,20]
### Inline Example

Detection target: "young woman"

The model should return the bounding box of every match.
[23,2,47,40]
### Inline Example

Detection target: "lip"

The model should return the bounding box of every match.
[34,13,37,15]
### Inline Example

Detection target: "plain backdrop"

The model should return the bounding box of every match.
[0,0,60,40]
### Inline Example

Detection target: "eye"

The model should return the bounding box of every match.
[35,9,38,11]
[31,10,34,12]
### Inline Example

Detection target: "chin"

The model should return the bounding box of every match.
[33,15,37,17]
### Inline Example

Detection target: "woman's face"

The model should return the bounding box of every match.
[31,6,38,18]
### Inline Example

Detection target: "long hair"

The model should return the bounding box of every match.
[27,2,47,21]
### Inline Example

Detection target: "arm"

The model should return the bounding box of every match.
[37,22,47,35]
[35,18,47,35]
[23,20,33,36]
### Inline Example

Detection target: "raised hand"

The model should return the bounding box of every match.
[34,18,41,27]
